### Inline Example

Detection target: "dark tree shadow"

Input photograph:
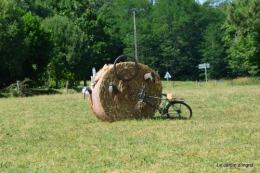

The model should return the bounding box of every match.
[0,93,6,98]
[73,87,82,93]
[31,88,62,95]
[151,115,190,121]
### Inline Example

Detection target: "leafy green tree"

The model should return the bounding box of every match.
[199,1,230,79]
[21,12,53,84]
[0,0,54,88]
[104,0,159,74]
[17,0,61,18]
[149,0,202,80]
[109,0,152,57]
[43,15,85,88]
[0,0,28,87]
[1,0,240,87]
[59,0,124,83]
[223,0,260,77]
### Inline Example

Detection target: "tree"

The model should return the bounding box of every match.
[149,0,202,79]
[17,0,61,18]
[223,0,260,77]
[21,12,53,84]
[0,0,29,87]
[59,0,124,84]
[0,0,54,88]
[199,1,230,79]
[43,15,85,88]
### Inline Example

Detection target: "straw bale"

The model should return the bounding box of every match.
[89,62,162,122]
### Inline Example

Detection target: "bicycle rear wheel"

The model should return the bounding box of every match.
[166,101,192,119]
[113,54,139,81]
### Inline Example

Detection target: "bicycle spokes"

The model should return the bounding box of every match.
[166,101,192,119]
[113,54,138,81]
[123,62,129,69]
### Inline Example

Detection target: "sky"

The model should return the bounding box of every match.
[198,0,206,4]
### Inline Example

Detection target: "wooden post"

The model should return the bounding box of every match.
[133,10,138,62]
[66,81,69,94]
[17,81,20,91]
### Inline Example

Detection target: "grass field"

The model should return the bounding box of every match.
[0,80,259,172]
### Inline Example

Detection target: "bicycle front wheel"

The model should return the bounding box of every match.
[113,54,139,81]
[166,101,192,119]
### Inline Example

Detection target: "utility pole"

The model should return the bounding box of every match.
[125,8,144,63]
[133,10,138,62]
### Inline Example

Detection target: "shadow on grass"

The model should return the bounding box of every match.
[31,88,62,95]
[150,116,190,121]
[0,88,63,98]
[73,87,82,93]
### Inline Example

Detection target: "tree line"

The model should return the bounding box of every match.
[1,0,259,89]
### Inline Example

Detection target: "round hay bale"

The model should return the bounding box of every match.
[89,62,162,122]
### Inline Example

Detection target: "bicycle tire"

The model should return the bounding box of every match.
[113,54,139,81]
[166,101,192,119]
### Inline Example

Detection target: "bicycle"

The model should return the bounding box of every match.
[138,83,192,119]
[113,54,139,81]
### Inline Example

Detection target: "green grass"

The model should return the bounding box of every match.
[0,80,259,172]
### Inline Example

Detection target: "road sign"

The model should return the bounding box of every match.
[198,63,210,82]
[198,63,210,69]
[164,71,171,81]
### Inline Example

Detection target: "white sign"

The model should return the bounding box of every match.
[198,63,210,69]
[164,71,171,81]
[198,63,210,82]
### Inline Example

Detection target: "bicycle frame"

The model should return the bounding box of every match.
[138,83,192,119]
[141,95,169,115]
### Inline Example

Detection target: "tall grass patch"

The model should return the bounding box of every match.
[227,77,260,86]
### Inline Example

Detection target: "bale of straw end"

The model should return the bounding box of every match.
[89,63,162,122]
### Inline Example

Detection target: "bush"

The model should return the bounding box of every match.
[3,78,33,97]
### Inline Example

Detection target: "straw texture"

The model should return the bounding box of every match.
[89,63,162,122]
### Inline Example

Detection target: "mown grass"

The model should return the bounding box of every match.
[0,79,259,172]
